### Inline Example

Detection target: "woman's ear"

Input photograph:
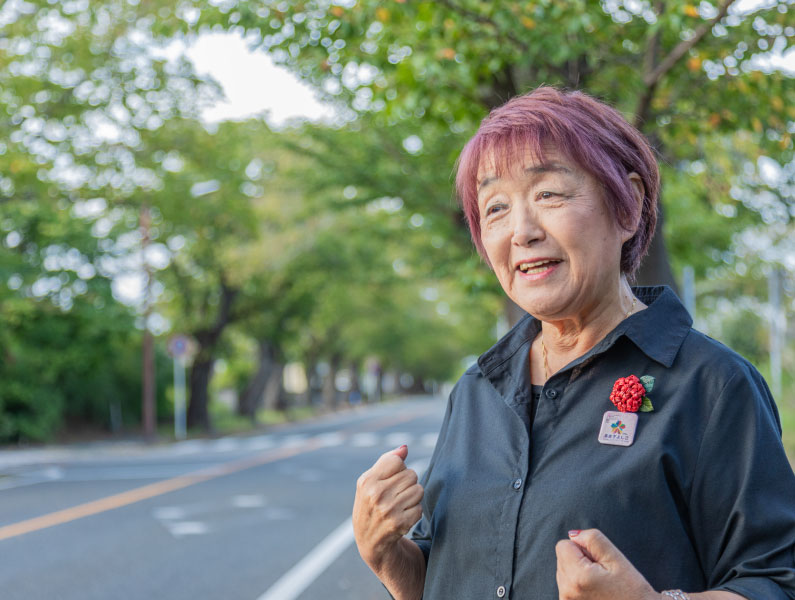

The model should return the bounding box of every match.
[621,172,645,243]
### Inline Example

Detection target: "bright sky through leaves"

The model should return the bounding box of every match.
[185,32,337,125]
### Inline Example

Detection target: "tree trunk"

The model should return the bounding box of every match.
[634,207,678,291]
[299,359,316,407]
[348,361,362,404]
[187,356,214,431]
[186,279,238,432]
[407,375,426,395]
[238,340,276,421]
[375,366,383,402]
[322,353,341,411]
[263,362,286,412]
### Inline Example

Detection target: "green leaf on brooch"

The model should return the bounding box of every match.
[640,396,654,412]
[639,375,655,393]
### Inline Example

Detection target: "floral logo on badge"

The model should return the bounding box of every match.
[610,420,626,434]
[609,374,655,412]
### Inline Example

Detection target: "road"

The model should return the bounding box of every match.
[0,395,446,600]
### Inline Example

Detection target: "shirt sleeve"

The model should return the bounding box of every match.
[381,392,456,600]
[688,363,795,599]
[409,387,456,565]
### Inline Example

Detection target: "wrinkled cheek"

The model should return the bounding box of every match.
[497,268,516,295]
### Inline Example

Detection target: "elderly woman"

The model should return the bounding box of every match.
[352,87,795,600]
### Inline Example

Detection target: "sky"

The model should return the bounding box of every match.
[183,33,337,125]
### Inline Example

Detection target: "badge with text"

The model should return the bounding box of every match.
[597,411,638,446]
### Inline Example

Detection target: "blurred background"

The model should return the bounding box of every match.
[0,0,793,598]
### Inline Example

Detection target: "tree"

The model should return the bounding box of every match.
[137,117,293,430]
[193,0,793,294]
[0,0,212,439]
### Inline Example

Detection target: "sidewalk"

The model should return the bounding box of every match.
[0,439,163,470]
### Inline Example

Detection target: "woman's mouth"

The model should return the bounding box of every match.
[516,259,562,280]
[517,259,561,274]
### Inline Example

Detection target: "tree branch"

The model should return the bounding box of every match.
[644,0,737,88]
[643,2,666,77]
[635,0,737,129]
[436,0,530,53]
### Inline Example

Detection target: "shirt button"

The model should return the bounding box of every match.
[545,388,558,399]
[512,478,523,490]
[497,585,506,598]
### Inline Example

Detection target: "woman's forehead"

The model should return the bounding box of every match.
[476,144,576,182]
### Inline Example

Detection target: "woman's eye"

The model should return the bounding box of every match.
[486,203,505,215]
[538,191,556,200]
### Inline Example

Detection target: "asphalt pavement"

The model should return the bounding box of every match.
[0,395,446,600]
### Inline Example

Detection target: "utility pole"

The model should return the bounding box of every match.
[141,204,156,439]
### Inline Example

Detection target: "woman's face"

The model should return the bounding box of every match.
[477,148,635,322]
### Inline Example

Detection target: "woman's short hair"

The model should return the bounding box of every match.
[455,86,660,277]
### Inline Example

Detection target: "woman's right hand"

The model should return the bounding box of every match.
[352,444,424,574]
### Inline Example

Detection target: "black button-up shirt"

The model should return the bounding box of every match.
[411,286,795,599]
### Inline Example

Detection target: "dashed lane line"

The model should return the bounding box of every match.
[0,440,323,542]
[256,458,430,600]
[0,405,437,542]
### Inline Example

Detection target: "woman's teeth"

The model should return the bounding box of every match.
[518,260,558,273]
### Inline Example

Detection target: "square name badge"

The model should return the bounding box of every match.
[597,411,638,447]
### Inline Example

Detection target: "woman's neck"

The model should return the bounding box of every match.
[538,280,644,378]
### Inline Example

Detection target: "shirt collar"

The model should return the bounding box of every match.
[478,285,692,381]
[622,285,692,367]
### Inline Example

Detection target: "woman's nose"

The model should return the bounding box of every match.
[511,205,544,246]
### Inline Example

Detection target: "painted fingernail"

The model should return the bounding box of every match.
[568,530,581,537]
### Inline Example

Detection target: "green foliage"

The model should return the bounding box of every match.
[0,290,171,442]
[1,0,792,440]
[0,0,210,440]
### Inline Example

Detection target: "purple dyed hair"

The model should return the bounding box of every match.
[455,86,659,277]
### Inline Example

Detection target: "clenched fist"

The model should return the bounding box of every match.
[556,529,658,600]
[352,445,424,574]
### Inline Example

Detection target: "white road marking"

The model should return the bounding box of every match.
[350,432,378,447]
[245,436,275,451]
[384,432,413,448]
[421,432,439,448]
[170,439,206,455]
[264,507,296,520]
[166,521,209,536]
[255,458,430,600]
[315,432,345,447]
[0,466,65,491]
[42,466,64,480]
[152,506,186,520]
[282,434,309,448]
[255,517,354,600]
[296,469,323,483]
[232,494,266,508]
[210,438,240,452]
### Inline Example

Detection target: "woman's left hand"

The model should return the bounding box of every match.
[556,528,659,600]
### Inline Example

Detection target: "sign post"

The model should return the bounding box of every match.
[168,335,191,440]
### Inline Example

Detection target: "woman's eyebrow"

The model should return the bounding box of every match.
[477,176,498,193]
[524,163,572,176]
[478,163,572,193]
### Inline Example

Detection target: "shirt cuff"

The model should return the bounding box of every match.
[413,539,431,565]
[715,576,791,600]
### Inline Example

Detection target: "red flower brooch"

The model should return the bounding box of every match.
[610,374,655,413]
